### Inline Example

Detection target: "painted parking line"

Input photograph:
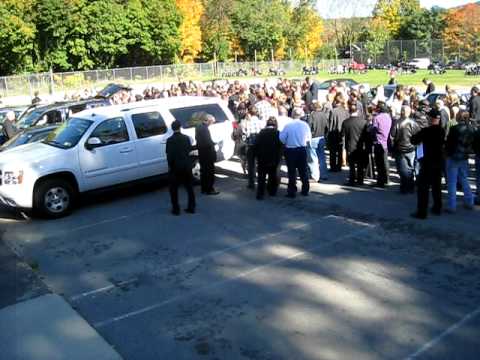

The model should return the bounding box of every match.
[70,278,139,302]
[69,214,369,303]
[93,220,374,329]
[404,305,480,359]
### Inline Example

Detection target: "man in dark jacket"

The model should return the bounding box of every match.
[328,94,349,172]
[390,105,419,193]
[342,101,368,186]
[411,109,446,219]
[469,86,480,123]
[166,120,196,215]
[445,111,475,212]
[195,113,219,195]
[254,117,283,200]
[308,101,329,181]
[423,78,435,95]
[474,124,480,205]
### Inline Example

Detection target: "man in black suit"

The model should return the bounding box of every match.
[254,117,283,200]
[166,120,196,216]
[195,113,219,195]
[342,101,368,186]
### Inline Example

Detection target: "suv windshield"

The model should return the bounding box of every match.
[17,109,44,129]
[43,118,93,149]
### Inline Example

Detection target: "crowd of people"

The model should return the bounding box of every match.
[167,77,480,219]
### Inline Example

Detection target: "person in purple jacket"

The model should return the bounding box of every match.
[372,101,392,188]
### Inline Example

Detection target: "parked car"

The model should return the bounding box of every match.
[445,61,466,70]
[316,78,369,102]
[408,58,431,70]
[0,125,58,153]
[0,96,235,218]
[423,90,471,108]
[16,99,110,129]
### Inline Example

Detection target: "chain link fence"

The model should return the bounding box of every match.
[351,39,479,65]
[0,59,350,100]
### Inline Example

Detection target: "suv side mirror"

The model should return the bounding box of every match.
[85,137,102,150]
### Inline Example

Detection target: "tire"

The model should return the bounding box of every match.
[33,178,76,219]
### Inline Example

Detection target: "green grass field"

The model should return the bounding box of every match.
[306,70,479,89]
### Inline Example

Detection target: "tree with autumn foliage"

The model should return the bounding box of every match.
[372,0,420,38]
[176,0,204,63]
[443,3,480,62]
[287,0,324,60]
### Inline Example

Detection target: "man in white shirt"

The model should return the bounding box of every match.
[280,108,312,198]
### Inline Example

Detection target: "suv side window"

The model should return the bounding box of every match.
[170,104,228,129]
[90,118,129,146]
[132,112,167,139]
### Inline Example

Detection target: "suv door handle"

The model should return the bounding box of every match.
[119,147,133,154]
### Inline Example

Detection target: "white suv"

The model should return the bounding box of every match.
[0,97,235,218]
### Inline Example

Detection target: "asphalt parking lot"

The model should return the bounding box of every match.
[1,160,479,360]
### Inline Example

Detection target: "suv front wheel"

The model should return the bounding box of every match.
[33,178,76,218]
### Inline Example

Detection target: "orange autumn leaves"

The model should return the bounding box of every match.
[443,3,480,59]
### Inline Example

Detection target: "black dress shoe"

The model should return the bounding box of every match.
[206,190,220,195]
[430,207,442,216]
[184,208,195,214]
[171,209,180,216]
[410,212,427,220]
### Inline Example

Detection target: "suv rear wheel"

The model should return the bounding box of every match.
[33,178,76,218]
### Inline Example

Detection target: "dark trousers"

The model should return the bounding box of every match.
[198,146,216,193]
[417,166,442,217]
[347,150,365,185]
[285,147,309,196]
[374,144,389,186]
[328,139,343,172]
[246,144,257,187]
[257,163,280,198]
[169,170,196,212]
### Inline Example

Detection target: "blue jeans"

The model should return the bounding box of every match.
[308,137,328,181]
[394,151,416,193]
[446,158,474,210]
[476,155,480,199]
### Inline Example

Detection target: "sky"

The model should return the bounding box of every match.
[318,0,476,19]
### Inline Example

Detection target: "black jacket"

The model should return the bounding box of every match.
[195,123,214,149]
[309,110,329,138]
[425,82,435,95]
[166,132,193,172]
[253,127,283,167]
[341,116,368,154]
[470,95,480,122]
[328,106,350,138]
[474,126,480,156]
[411,125,445,169]
[390,118,419,153]
[445,122,475,160]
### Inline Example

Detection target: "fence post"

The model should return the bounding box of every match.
[49,68,54,95]
[113,69,116,81]
[130,67,133,81]
[146,66,149,81]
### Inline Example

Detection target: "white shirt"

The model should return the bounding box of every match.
[279,119,312,148]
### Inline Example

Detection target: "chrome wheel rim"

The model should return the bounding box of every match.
[44,187,70,214]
